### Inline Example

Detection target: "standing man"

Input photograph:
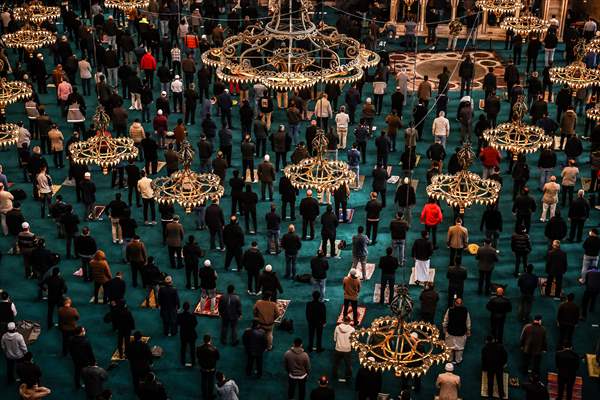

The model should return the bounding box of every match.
[196,334,220,400]
[556,344,579,400]
[320,205,338,258]
[442,298,471,364]
[332,316,355,383]
[137,170,156,225]
[157,276,180,337]
[242,321,268,378]
[486,287,512,342]
[342,270,361,326]
[299,190,320,241]
[568,190,590,242]
[165,215,184,269]
[447,218,468,266]
[518,264,539,322]
[378,247,399,304]
[177,302,198,367]
[1,322,27,383]
[282,225,302,279]
[306,291,326,353]
[218,285,242,346]
[68,326,96,390]
[476,239,499,295]
[546,240,568,298]
[481,336,508,400]
[223,216,245,271]
[520,315,548,375]
[365,192,383,243]
[284,338,311,400]
[310,250,329,301]
[125,235,147,288]
[351,226,371,279]
[556,294,580,346]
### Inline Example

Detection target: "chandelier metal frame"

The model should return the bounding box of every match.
[426,143,501,213]
[499,13,550,36]
[104,0,150,11]
[0,78,33,109]
[550,39,600,89]
[13,1,61,24]
[483,95,553,158]
[152,141,224,213]
[475,0,523,17]
[4,1,57,50]
[351,286,451,378]
[0,123,19,148]
[283,128,355,192]
[202,0,380,90]
[68,107,138,174]
[586,104,600,121]
[585,37,600,54]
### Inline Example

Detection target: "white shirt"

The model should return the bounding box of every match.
[137,177,154,199]
[432,116,450,137]
[373,81,387,95]
[335,112,350,128]
[171,79,183,93]
[17,127,31,147]
[171,48,181,62]
[584,20,597,33]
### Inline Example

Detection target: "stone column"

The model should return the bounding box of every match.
[390,0,400,23]
[419,0,427,31]
[450,0,459,20]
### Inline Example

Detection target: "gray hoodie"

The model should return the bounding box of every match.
[1,331,27,360]
[284,346,311,378]
[334,323,356,352]
[216,379,239,400]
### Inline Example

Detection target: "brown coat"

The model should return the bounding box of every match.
[436,372,460,400]
[257,161,275,184]
[58,306,79,332]
[48,129,64,152]
[418,81,433,101]
[90,251,112,284]
[343,275,361,300]
[174,124,186,144]
[126,240,147,263]
[253,299,279,327]
[447,224,469,249]
[165,222,184,247]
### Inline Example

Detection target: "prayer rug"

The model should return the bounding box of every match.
[409,268,436,285]
[143,161,166,174]
[372,283,400,304]
[274,299,291,324]
[349,263,375,281]
[194,293,222,317]
[244,169,259,183]
[349,175,365,190]
[586,353,600,378]
[480,371,509,399]
[337,305,366,326]
[140,291,158,308]
[111,336,150,361]
[538,277,563,298]
[547,372,582,400]
[338,209,354,223]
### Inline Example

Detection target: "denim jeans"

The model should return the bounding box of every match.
[435,134,446,149]
[194,205,206,229]
[285,254,297,277]
[289,123,300,145]
[538,167,553,190]
[392,239,406,265]
[267,229,280,252]
[581,255,599,282]
[312,278,326,301]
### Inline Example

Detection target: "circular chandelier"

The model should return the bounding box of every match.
[0,123,19,148]
[283,129,355,192]
[13,1,61,24]
[426,143,501,213]
[202,0,380,90]
[0,78,33,109]
[104,0,150,11]
[586,104,600,121]
[476,0,523,17]
[500,13,550,36]
[152,141,224,213]
[2,25,56,51]
[351,286,451,378]
[483,96,553,158]
[69,107,138,174]
[585,37,600,54]
[550,40,600,89]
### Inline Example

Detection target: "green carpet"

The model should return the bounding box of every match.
[0,18,598,400]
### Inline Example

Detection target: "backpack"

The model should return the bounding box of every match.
[9,189,26,201]
[16,320,42,344]
[279,318,294,333]
[294,274,312,284]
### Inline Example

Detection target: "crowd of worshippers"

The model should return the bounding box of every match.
[0,1,600,400]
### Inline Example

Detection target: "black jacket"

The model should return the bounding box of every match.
[394,183,416,207]
[305,300,326,325]
[482,342,507,371]
[281,232,302,255]
[546,248,567,276]
[300,197,320,220]
[556,348,579,378]
[242,327,268,356]
[257,271,283,294]
[196,343,220,370]
[126,339,153,372]
[511,233,532,254]
[310,256,329,279]
[320,211,338,237]
[513,194,537,215]
[545,216,567,240]
[378,255,399,275]
[205,204,225,230]
[183,242,204,268]
[568,197,590,220]
[372,167,388,191]
[43,274,67,303]
[447,265,467,289]
[518,272,539,296]
[69,335,96,367]
[223,222,245,249]
[218,293,242,321]
[279,176,298,201]
[74,235,97,257]
[104,277,126,302]
[113,305,135,333]
[486,296,512,319]
[242,248,265,273]
[389,218,408,241]
[412,238,433,261]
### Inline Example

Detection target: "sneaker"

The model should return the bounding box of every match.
[247,290,252,295]
[144,221,150,225]
[112,239,118,244]
[185,363,193,367]
[151,221,157,225]
[118,240,124,244]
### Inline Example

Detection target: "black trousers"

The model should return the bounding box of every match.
[366,220,379,242]
[582,289,599,317]
[224,249,242,270]
[180,337,196,365]
[491,316,506,342]
[47,300,59,328]
[569,219,585,241]
[343,299,358,325]
[486,369,505,399]
[302,218,315,239]
[142,198,156,221]
[282,200,296,219]
[200,370,215,400]
[130,261,144,287]
[515,213,532,233]
[557,374,576,400]
[246,353,263,377]
[185,265,198,289]
[478,270,492,295]
[515,253,528,275]
[321,235,336,258]
[288,377,307,400]
[128,184,141,206]
[558,324,575,346]
[426,224,438,247]
[307,322,323,351]
[449,248,463,266]
[168,246,183,269]
[335,199,347,222]
[220,318,238,344]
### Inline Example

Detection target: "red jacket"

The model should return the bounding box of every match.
[140,53,157,71]
[479,146,501,168]
[420,203,443,226]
